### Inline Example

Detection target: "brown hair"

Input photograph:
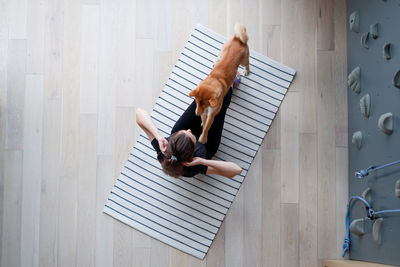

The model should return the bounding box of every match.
[161,131,195,178]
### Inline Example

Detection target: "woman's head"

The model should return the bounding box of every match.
[161,130,196,178]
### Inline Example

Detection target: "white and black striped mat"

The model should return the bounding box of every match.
[104,24,296,259]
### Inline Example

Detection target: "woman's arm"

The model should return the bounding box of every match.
[136,108,168,153]
[184,157,242,178]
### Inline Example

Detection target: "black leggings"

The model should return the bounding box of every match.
[171,87,233,159]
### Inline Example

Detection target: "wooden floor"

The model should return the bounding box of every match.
[0,0,348,266]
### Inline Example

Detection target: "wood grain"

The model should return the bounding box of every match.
[6,40,26,150]
[280,203,299,267]
[299,133,318,267]
[262,148,281,267]
[20,74,43,267]
[0,1,349,266]
[76,114,97,267]
[1,151,23,267]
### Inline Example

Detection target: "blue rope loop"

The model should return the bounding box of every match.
[355,159,400,179]
[342,195,400,257]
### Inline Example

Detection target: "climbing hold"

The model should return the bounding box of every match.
[372,218,383,245]
[350,218,365,236]
[360,94,370,118]
[393,70,400,88]
[349,11,360,33]
[352,131,362,150]
[395,179,400,198]
[348,66,361,94]
[383,43,391,60]
[361,187,372,205]
[362,187,372,204]
[360,32,369,49]
[378,112,393,135]
[369,23,379,39]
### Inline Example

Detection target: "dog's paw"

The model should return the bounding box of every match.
[198,134,207,144]
[244,68,250,76]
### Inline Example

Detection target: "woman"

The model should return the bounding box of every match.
[136,75,242,179]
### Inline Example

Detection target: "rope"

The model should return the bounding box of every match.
[355,159,400,179]
[342,195,400,257]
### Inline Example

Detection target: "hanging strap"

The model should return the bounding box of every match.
[342,195,400,257]
[355,159,400,179]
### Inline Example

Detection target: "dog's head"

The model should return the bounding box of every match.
[189,85,218,116]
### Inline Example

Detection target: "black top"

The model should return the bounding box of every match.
[151,138,208,177]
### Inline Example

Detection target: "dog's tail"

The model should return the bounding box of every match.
[234,24,248,44]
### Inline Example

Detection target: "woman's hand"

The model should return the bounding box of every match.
[183,157,204,166]
[157,136,168,155]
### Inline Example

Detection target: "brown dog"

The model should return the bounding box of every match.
[189,24,250,144]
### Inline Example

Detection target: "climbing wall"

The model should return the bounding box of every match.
[347,0,400,265]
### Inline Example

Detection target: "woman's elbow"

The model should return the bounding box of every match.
[228,165,242,179]
[135,108,144,125]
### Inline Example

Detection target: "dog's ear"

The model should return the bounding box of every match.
[209,98,217,107]
[189,88,198,97]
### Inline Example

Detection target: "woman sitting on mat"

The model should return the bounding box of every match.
[136,74,242,179]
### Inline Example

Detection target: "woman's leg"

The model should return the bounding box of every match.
[205,87,233,158]
[170,100,203,136]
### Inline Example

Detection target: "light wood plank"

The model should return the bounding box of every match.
[171,0,190,63]
[115,0,136,107]
[132,247,151,267]
[80,4,99,114]
[262,24,281,150]
[188,0,209,29]
[95,156,115,267]
[0,37,6,267]
[333,0,347,148]
[7,0,28,39]
[39,98,62,267]
[149,238,169,267]
[280,203,299,267]
[132,230,151,267]
[262,148,281,267]
[134,38,154,112]
[261,0,281,26]
[281,0,317,97]
[280,91,299,203]
[113,221,133,267]
[1,151,23,267]
[113,107,135,266]
[243,0,261,51]
[205,222,225,267]
[226,0,243,37]
[43,0,64,99]
[244,152,262,267]
[225,186,244,267]
[20,74,43,267]
[208,0,227,36]
[169,247,189,267]
[97,0,118,155]
[153,51,173,100]
[335,147,348,259]
[0,0,8,39]
[6,40,26,150]
[76,114,97,267]
[153,0,172,52]
[57,2,81,266]
[26,0,46,74]
[317,51,337,264]
[136,0,153,39]
[299,133,318,267]
[317,0,334,51]
[262,25,281,63]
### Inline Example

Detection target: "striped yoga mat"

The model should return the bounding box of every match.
[104,24,296,259]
